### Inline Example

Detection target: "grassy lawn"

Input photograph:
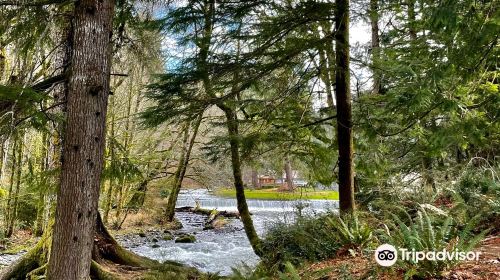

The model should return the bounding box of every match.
[215,187,339,200]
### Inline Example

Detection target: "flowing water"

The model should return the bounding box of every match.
[116,189,338,276]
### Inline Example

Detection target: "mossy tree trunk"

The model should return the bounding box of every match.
[220,103,263,257]
[165,114,202,222]
[34,130,49,237]
[103,95,116,225]
[195,0,262,257]
[335,0,355,213]
[6,132,23,238]
[4,135,16,237]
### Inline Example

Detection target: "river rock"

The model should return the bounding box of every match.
[162,233,174,240]
[151,244,160,248]
[175,234,196,243]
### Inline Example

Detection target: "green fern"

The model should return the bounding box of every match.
[382,205,487,278]
[327,213,374,250]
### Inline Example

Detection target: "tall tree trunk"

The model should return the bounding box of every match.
[335,0,355,213]
[322,20,336,108]
[4,136,17,237]
[251,168,260,189]
[0,43,5,82]
[407,0,417,41]
[222,106,263,257]
[41,7,73,236]
[35,112,50,236]
[104,95,116,224]
[165,114,202,222]
[369,0,382,94]
[114,76,135,223]
[0,139,4,182]
[47,0,115,279]
[0,137,10,184]
[6,133,23,238]
[284,156,294,191]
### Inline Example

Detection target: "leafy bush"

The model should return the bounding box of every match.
[262,211,377,271]
[261,214,340,269]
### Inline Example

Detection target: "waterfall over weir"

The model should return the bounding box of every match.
[175,188,339,212]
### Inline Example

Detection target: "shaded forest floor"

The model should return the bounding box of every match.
[297,236,500,280]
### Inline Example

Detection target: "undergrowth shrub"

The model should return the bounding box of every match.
[380,205,487,279]
[326,212,375,250]
[261,213,340,269]
[450,165,500,233]
[261,211,377,272]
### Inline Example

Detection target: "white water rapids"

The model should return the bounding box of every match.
[117,189,338,275]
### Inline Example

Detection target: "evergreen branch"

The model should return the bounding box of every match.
[31,73,67,92]
[302,115,337,127]
[13,101,65,127]
[0,0,73,6]
[377,101,443,137]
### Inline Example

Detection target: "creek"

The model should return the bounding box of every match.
[116,189,338,276]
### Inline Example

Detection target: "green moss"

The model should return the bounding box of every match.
[215,188,339,200]
[162,233,174,240]
[175,234,196,243]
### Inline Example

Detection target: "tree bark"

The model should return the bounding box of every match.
[40,5,73,236]
[47,0,115,279]
[221,106,263,257]
[284,156,294,191]
[407,0,417,41]
[0,43,5,82]
[0,137,9,184]
[251,168,260,189]
[165,114,202,222]
[4,135,17,237]
[322,21,336,108]
[104,95,116,225]
[335,0,355,213]
[6,132,23,238]
[369,0,382,94]
[34,130,49,236]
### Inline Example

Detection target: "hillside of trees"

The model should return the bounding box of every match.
[0,0,498,279]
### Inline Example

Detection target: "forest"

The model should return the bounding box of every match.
[0,0,498,279]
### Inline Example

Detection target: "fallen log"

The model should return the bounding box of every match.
[175,206,241,219]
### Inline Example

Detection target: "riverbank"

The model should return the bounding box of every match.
[215,187,339,200]
[1,189,337,276]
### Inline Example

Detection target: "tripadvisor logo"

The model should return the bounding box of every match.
[374,244,481,267]
[375,244,398,266]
